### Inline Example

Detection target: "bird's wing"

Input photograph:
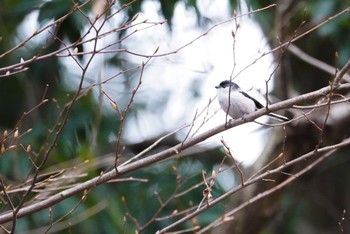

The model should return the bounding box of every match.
[239,91,264,109]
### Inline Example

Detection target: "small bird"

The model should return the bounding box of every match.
[215,80,288,121]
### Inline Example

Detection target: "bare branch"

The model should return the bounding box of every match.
[288,44,350,82]
[158,138,350,233]
[334,59,350,86]
[0,80,349,224]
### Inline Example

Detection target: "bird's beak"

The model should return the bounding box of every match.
[215,85,220,89]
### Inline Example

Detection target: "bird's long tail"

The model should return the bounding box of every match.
[268,113,289,122]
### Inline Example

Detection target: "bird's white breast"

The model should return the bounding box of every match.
[216,88,256,119]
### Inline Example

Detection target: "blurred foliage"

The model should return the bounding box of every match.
[244,0,350,96]
[0,0,349,233]
[247,0,350,65]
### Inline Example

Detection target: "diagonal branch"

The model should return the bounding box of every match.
[288,44,350,82]
[159,137,350,233]
[0,80,349,224]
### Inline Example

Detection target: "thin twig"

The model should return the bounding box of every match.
[197,141,339,233]
[334,59,350,86]
[119,125,188,167]
[220,138,244,186]
[158,138,350,233]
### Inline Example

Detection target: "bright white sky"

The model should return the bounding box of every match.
[120,0,276,166]
[17,0,278,170]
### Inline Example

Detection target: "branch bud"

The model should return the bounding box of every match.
[14,129,19,139]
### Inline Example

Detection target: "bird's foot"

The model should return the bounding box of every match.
[225,119,234,127]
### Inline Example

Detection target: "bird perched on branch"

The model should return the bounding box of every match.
[215,80,288,121]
